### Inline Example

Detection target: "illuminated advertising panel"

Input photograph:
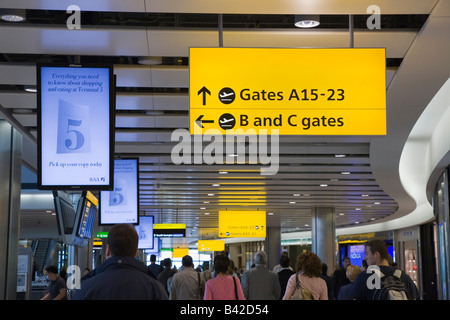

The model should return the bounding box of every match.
[99,158,139,225]
[37,63,115,190]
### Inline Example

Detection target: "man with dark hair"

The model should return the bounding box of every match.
[40,265,67,300]
[277,255,294,299]
[148,254,163,278]
[72,224,168,300]
[332,256,351,299]
[170,255,205,300]
[350,239,419,300]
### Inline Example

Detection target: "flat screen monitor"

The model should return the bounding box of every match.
[53,190,77,236]
[37,63,115,190]
[153,223,186,238]
[76,191,98,240]
[99,158,139,225]
[135,216,154,249]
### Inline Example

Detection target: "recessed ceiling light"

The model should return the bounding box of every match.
[362,194,369,197]
[335,154,346,158]
[268,212,274,216]
[0,9,26,22]
[339,213,345,216]
[200,207,206,210]
[356,208,361,210]
[207,193,214,196]
[374,202,381,205]
[294,15,320,28]
[212,184,220,187]
[320,184,328,187]
[219,171,228,174]
[293,193,300,196]
[203,201,210,204]
[204,212,210,215]
[289,201,296,204]
[355,221,360,224]
[228,154,238,157]
[341,172,351,175]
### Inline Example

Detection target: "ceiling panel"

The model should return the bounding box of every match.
[0,2,445,245]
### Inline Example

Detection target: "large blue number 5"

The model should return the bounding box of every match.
[65,119,85,150]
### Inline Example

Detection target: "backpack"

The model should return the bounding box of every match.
[289,273,314,300]
[372,269,410,300]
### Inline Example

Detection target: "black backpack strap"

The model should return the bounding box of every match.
[233,276,238,300]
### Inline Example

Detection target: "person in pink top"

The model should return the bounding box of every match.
[282,251,328,300]
[203,254,245,300]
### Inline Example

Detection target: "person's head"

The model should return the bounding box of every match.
[365,239,389,266]
[162,258,172,268]
[295,251,322,278]
[150,254,157,263]
[342,256,351,269]
[280,255,290,268]
[106,224,138,259]
[345,265,362,282]
[214,254,230,274]
[321,263,328,275]
[254,251,267,266]
[45,265,59,281]
[182,255,194,268]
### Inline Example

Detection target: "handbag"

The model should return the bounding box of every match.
[289,273,314,300]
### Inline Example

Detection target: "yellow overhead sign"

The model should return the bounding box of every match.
[189,47,386,135]
[198,240,225,252]
[173,248,189,258]
[153,223,186,230]
[219,211,266,238]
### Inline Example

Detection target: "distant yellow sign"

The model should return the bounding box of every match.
[189,47,386,135]
[173,248,189,258]
[219,211,266,238]
[198,240,225,252]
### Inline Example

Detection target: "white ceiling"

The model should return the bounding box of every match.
[1,0,449,247]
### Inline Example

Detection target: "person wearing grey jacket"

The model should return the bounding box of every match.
[241,251,281,300]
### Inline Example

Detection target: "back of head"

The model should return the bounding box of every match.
[214,254,230,274]
[150,254,157,262]
[182,255,193,267]
[254,251,267,266]
[106,224,138,257]
[346,265,362,282]
[162,258,172,268]
[295,251,322,277]
[279,255,290,268]
[366,239,389,261]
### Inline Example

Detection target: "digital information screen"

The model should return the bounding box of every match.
[99,158,139,225]
[135,216,154,249]
[37,64,115,190]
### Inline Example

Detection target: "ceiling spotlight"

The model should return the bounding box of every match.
[0,9,26,22]
[137,56,162,65]
[320,184,328,187]
[207,193,214,196]
[294,15,320,28]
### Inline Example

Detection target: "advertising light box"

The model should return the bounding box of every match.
[219,211,266,238]
[99,158,139,225]
[37,63,115,190]
[135,216,154,250]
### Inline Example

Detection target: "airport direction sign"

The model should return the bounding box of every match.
[189,47,386,135]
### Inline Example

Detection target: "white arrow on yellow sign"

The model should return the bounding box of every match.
[189,47,386,135]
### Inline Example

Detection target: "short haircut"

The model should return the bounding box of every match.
[45,265,58,275]
[214,254,230,274]
[295,251,322,277]
[279,255,290,268]
[150,254,157,262]
[366,239,389,261]
[254,251,267,265]
[346,265,362,282]
[106,224,138,257]
[182,255,193,267]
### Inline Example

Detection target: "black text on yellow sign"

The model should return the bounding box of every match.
[189,47,386,135]
[218,211,266,238]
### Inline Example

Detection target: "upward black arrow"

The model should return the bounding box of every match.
[198,86,211,105]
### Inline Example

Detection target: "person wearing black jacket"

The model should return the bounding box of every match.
[72,224,168,300]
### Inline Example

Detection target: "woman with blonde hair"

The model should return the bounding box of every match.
[282,251,328,300]
[337,265,362,300]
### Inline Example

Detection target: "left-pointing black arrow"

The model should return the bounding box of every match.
[197,86,211,105]
[195,115,214,128]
